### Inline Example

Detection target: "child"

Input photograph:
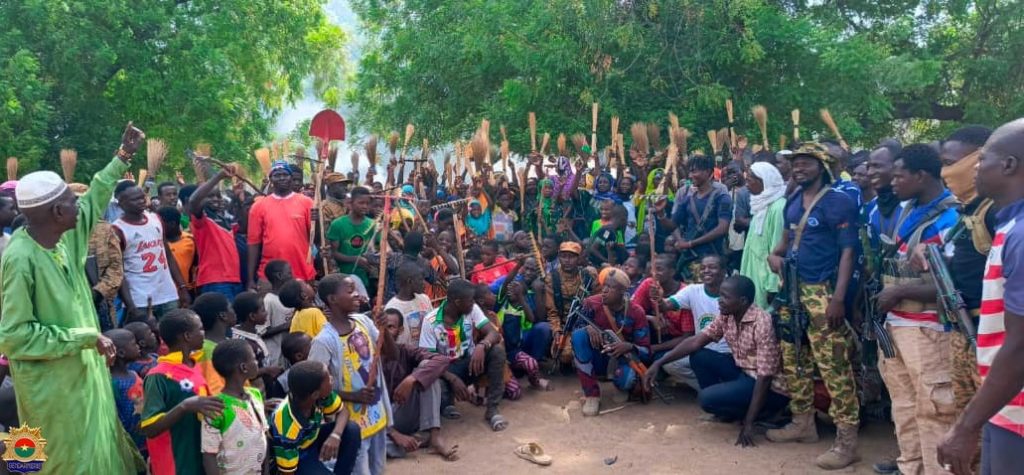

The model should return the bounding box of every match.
[233,290,284,391]
[106,328,147,456]
[193,292,237,395]
[267,332,313,400]
[141,309,225,475]
[282,279,328,338]
[384,262,433,345]
[262,259,295,367]
[622,255,646,295]
[125,320,161,377]
[270,360,361,474]
[311,274,391,475]
[496,262,550,392]
[201,339,269,475]
[158,206,197,293]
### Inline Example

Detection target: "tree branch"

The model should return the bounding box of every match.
[891,101,964,121]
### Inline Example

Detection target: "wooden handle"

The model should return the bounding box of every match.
[529,112,537,152]
[591,102,599,153]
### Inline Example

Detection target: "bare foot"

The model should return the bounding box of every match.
[531,378,553,391]
[430,434,459,462]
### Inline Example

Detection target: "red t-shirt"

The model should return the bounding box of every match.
[189,213,241,286]
[633,277,695,335]
[247,193,315,281]
[470,256,517,286]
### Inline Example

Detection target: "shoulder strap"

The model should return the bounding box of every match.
[889,195,959,258]
[967,198,996,255]
[792,187,831,253]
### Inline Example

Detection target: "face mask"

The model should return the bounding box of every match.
[941,150,980,203]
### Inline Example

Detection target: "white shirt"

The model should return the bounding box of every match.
[668,284,731,354]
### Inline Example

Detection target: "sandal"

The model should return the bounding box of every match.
[515,442,553,466]
[489,413,509,432]
[442,405,462,420]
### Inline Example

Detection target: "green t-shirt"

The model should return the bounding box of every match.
[327,215,375,286]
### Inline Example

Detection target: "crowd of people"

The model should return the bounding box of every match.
[1,116,1024,475]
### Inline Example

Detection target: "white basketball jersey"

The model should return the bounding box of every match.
[114,212,178,306]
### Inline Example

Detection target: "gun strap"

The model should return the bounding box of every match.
[792,187,831,254]
[881,195,959,264]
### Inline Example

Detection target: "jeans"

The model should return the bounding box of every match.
[198,282,244,302]
[151,300,179,320]
[660,355,700,392]
[698,372,790,421]
[571,328,638,397]
[982,422,1024,475]
[353,430,387,475]
[521,322,553,362]
[690,348,742,389]
[441,344,507,413]
[295,421,361,475]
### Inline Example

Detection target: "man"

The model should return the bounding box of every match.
[649,254,732,392]
[247,160,315,289]
[545,242,597,366]
[571,268,650,416]
[0,195,17,255]
[0,125,146,473]
[872,144,960,475]
[766,142,860,470]
[634,255,694,376]
[155,181,179,210]
[321,172,350,230]
[724,161,751,272]
[419,278,509,431]
[114,185,190,319]
[290,164,305,194]
[866,140,904,253]
[938,119,1024,475]
[824,139,861,207]
[80,184,124,331]
[188,166,243,300]
[662,155,733,281]
[489,257,552,363]
[374,230,438,302]
[938,126,995,415]
[645,275,789,446]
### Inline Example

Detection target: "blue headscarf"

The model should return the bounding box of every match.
[592,172,621,203]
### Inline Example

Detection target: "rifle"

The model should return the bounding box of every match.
[863,276,897,358]
[925,244,978,348]
[773,258,809,377]
[576,306,669,404]
[548,275,592,375]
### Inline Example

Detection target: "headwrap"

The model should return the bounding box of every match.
[635,168,673,227]
[592,172,621,203]
[16,171,67,209]
[401,184,415,195]
[941,150,980,203]
[0,181,17,193]
[465,199,491,236]
[270,160,291,175]
[558,241,582,255]
[748,162,787,235]
[790,142,836,182]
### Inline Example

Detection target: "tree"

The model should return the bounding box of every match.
[347,0,1024,150]
[0,0,348,181]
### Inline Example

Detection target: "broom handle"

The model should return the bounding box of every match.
[201,157,265,195]
[376,194,392,308]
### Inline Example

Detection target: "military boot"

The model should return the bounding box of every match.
[816,423,860,470]
[765,411,819,443]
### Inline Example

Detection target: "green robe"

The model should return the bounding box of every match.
[0,157,143,474]
[739,198,785,309]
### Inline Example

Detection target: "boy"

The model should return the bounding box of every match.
[384,262,433,345]
[202,340,270,475]
[126,320,161,377]
[282,279,328,338]
[194,292,237,395]
[496,258,549,391]
[233,290,284,390]
[470,240,516,285]
[262,259,295,367]
[159,206,197,294]
[141,309,225,475]
[268,332,313,400]
[270,360,361,474]
[107,328,147,456]
[311,275,392,475]
[328,185,375,298]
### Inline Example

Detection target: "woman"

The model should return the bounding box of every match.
[527,179,560,238]
[739,162,787,308]
[465,199,493,239]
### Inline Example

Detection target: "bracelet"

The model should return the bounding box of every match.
[328,433,341,440]
[116,148,134,161]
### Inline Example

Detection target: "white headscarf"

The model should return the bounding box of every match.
[748,162,787,235]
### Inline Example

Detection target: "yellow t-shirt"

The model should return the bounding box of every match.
[289,308,327,338]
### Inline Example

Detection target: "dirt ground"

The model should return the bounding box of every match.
[389,376,898,474]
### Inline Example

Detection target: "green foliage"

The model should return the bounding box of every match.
[0,0,347,181]
[348,0,1024,151]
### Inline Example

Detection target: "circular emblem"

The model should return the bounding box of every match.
[807,217,820,227]
[179,378,195,392]
[350,235,364,248]
[12,439,35,460]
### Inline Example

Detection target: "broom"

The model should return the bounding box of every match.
[540,133,550,156]
[591,102,599,154]
[500,126,510,172]
[6,157,18,181]
[647,123,661,155]
[673,127,690,158]
[388,131,400,159]
[617,133,625,165]
[631,123,649,158]
[529,112,538,153]
[401,123,415,160]
[480,120,491,164]
[669,112,680,131]
[820,109,848,150]
[610,115,620,169]
[271,141,280,161]
[753,105,769,151]
[792,109,800,143]
[717,128,731,157]
[571,133,588,157]
[195,142,212,158]
[779,135,788,152]
[557,133,567,157]
[726,99,736,149]
[255,148,271,177]
[366,134,378,175]
[708,130,720,156]
[147,139,168,181]
[351,151,360,177]
[471,128,489,174]
[60,149,77,183]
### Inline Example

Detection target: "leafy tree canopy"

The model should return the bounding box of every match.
[0,0,347,180]
[347,0,1024,152]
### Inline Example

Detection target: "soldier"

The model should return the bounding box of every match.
[766,143,861,470]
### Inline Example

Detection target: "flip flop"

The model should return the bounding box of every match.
[515,442,553,466]
[489,413,509,431]
[442,405,462,420]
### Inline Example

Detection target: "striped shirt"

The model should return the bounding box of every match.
[269,393,343,473]
[979,199,1024,436]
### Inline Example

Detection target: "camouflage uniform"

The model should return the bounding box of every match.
[778,282,860,426]
[88,220,123,330]
[950,330,979,412]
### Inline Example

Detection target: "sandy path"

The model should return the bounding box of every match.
[389,377,897,474]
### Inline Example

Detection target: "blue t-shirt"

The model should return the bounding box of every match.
[784,188,859,283]
[996,199,1024,315]
[670,182,733,257]
[832,179,862,208]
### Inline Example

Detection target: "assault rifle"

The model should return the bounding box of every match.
[576,307,669,404]
[925,244,978,348]
[548,276,592,375]
[863,277,896,358]
[774,258,808,377]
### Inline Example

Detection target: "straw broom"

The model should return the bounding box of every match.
[571,133,588,157]
[753,105,769,151]
[708,130,720,156]
[540,133,550,156]
[820,109,848,150]
[792,109,800,143]
[726,99,736,149]
[610,116,620,169]
[60,149,77,183]
[556,133,567,157]
[471,128,489,174]
[350,151,360,177]
[529,112,538,152]
[147,139,168,180]
[480,120,491,164]
[255,148,271,177]
[647,123,661,155]
[631,123,649,158]
[617,133,625,165]
[669,112,680,131]
[717,128,730,156]
[6,157,18,181]
[500,125,510,172]
[366,134,378,175]
[591,102,599,154]
[388,131,400,159]
[779,135,788,152]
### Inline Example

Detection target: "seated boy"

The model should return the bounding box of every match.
[270,360,361,474]
[267,332,312,400]
[202,339,269,474]
[384,262,434,345]
[141,309,226,475]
